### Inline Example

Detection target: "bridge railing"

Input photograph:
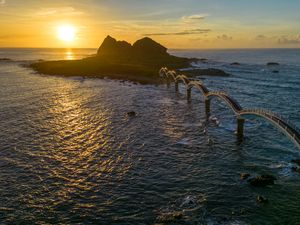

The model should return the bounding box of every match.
[159,67,300,149]
[241,108,300,133]
[207,91,228,96]
[208,91,243,112]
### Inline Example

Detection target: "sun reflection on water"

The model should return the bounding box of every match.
[29,80,134,210]
[65,50,74,60]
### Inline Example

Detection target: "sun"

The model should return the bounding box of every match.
[57,25,76,42]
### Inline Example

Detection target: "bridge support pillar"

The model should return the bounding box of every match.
[166,78,171,88]
[175,82,179,92]
[205,99,211,118]
[237,118,245,141]
[187,88,191,101]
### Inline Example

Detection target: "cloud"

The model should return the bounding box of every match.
[0,34,38,40]
[255,35,267,40]
[217,34,233,41]
[35,7,84,17]
[144,29,211,36]
[182,14,207,24]
[182,14,206,20]
[278,35,300,44]
[0,0,5,5]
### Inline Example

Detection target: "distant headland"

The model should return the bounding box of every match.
[29,35,229,84]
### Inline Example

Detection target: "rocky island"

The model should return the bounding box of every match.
[30,35,229,84]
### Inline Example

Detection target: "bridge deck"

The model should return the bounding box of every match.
[240,109,300,147]
[159,67,300,149]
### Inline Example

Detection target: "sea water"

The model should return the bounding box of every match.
[0,48,300,224]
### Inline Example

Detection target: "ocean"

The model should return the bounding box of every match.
[0,48,300,224]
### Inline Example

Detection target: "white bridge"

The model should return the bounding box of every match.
[159,67,300,149]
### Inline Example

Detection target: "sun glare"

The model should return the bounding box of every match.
[57,25,76,42]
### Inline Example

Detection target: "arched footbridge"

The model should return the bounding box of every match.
[159,67,300,149]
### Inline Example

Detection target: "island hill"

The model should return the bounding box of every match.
[30,35,229,84]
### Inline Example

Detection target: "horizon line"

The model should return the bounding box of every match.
[1,47,300,50]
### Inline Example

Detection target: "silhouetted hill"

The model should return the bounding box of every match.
[29,35,196,84]
[97,35,132,56]
[97,36,170,59]
[132,37,168,57]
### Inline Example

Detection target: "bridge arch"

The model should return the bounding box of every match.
[159,67,168,79]
[187,80,209,97]
[174,75,189,91]
[206,91,243,114]
[240,109,300,149]
[166,70,177,82]
[159,67,300,148]
[175,75,190,86]
[158,67,177,82]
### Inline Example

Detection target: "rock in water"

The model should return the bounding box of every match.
[127,111,136,117]
[157,211,183,223]
[180,195,197,207]
[183,68,230,77]
[0,58,11,61]
[248,174,276,187]
[199,58,208,63]
[267,62,280,66]
[231,62,241,66]
[240,173,250,180]
[291,167,300,173]
[256,195,268,204]
[207,138,214,145]
[291,159,300,166]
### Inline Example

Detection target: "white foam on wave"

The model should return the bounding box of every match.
[156,97,174,104]
[269,161,294,177]
[177,136,207,146]
[181,122,204,128]
[156,97,187,105]
[177,138,192,146]
[180,195,198,207]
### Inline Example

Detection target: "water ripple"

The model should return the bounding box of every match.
[0,59,300,224]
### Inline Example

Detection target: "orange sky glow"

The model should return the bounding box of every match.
[1,0,300,49]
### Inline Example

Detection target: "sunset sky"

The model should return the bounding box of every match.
[1,0,300,48]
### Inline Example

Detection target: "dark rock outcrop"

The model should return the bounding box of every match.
[291,159,300,166]
[157,211,183,223]
[183,68,230,77]
[291,159,300,173]
[240,173,250,180]
[256,195,268,204]
[267,62,280,66]
[127,111,136,117]
[248,174,276,187]
[199,58,208,63]
[291,167,300,173]
[0,58,11,61]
